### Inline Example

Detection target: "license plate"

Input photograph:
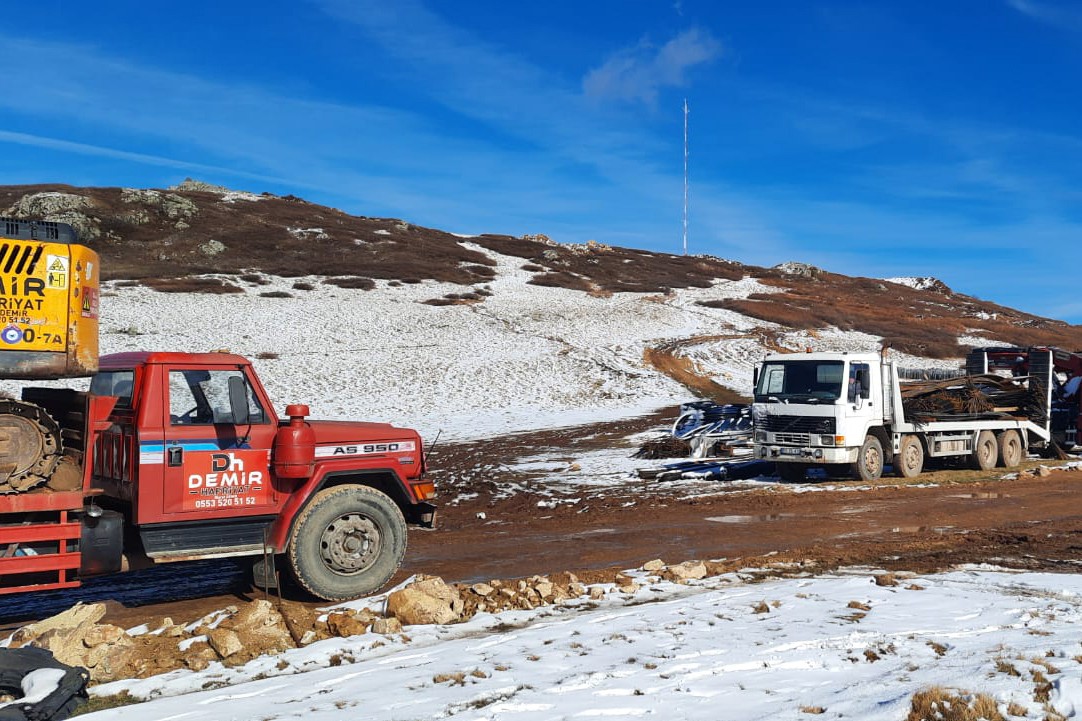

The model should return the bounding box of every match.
[779,448,803,456]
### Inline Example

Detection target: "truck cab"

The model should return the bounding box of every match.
[752,351,883,480]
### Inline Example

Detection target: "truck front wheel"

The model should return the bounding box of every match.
[893,435,924,479]
[287,485,407,602]
[851,436,883,481]
[970,431,997,471]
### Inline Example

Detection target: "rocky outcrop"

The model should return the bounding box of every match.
[120,188,197,227]
[774,261,822,278]
[4,192,101,240]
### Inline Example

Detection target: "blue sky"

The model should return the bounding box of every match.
[2,1,1081,320]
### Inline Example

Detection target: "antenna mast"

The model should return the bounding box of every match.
[683,98,689,256]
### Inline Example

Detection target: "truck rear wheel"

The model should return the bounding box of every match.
[287,485,407,602]
[969,431,998,471]
[851,435,883,481]
[996,430,1023,468]
[893,435,924,478]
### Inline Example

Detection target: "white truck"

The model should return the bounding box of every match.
[751,349,1054,481]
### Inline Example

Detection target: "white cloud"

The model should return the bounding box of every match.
[582,28,721,105]
[1006,0,1082,30]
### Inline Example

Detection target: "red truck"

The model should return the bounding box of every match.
[1,351,436,601]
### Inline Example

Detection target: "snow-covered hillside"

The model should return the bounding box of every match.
[0,244,978,443]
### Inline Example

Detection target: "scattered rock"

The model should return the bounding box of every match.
[199,239,227,256]
[326,612,369,638]
[874,573,898,587]
[371,617,403,635]
[387,575,463,625]
[9,603,107,647]
[206,628,243,659]
[664,560,708,583]
[470,582,495,597]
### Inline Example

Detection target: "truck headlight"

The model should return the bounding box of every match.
[820,435,835,446]
[754,431,767,442]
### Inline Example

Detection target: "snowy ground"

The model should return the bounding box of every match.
[81,567,1082,720]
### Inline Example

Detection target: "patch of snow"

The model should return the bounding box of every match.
[287,227,329,240]
[219,191,264,203]
[0,668,66,710]
[85,569,1082,720]
[884,276,947,292]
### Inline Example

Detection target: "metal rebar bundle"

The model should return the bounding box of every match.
[900,374,1037,422]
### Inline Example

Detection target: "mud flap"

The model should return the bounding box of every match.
[0,647,89,721]
[252,554,279,590]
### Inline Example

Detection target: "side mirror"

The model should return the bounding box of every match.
[227,376,249,424]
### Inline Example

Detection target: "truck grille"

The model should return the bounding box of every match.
[774,432,811,444]
[760,415,836,434]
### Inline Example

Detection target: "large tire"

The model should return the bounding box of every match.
[851,435,884,481]
[776,462,808,482]
[893,435,924,478]
[287,485,407,602]
[969,430,998,471]
[996,430,1023,468]
[0,401,62,494]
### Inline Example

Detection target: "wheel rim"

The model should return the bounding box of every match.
[903,444,920,473]
[319,513,382,576]
[864,447,881,477]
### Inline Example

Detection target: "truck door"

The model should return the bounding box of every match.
[843,362,877,430]
[159,367,278,518]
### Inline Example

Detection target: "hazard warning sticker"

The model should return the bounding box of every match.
[80,287,99,319]
[46,255,68,290]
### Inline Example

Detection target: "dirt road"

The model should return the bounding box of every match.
[408,463,1082,583]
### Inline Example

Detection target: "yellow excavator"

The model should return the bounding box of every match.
[0,217,99,493]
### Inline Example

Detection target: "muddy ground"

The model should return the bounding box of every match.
[4,409,1080,634]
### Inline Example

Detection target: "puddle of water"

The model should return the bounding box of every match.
[705,514,794,524]
[949,492,1009,499]
[891,526,955,534]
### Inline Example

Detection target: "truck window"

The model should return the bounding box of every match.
[168,369,267,425]
[89,370,134,408]
[754,360,845,402]
[848,363,871,402]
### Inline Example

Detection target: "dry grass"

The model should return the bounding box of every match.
[144,277,244,294]
[324,276,376,290]
[906,687,1005,721]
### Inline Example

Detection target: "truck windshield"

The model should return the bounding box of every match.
[755,360,844,403]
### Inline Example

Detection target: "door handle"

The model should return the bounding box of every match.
[167,446,183,467]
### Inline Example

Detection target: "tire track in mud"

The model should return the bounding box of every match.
[644,332,783,403]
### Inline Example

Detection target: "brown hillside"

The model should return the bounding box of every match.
[2,181,1081,358]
